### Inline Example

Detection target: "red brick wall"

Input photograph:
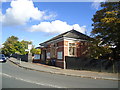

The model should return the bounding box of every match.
[56,60,64,68]
[57,41,64,46]
[46,48,50,52]
[56,41,64,68]
[76,41,89,57]
[76,42,81,57]
[41,41,65,68]
[64,41,68,56]
[40,40,89,69]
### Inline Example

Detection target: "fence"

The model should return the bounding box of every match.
[65,56,120,73]
[12,53,32,62]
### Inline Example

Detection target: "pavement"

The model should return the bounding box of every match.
[8,57,119,81]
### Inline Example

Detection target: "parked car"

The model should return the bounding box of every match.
[0,54,7,62]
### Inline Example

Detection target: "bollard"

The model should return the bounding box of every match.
[20,58,21,64]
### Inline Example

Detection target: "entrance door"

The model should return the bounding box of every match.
[41,50,46,63]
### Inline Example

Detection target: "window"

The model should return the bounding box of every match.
[34,54,40,59]
[69,43,76,56]
[57,52,62,59]
[47,52,50,59]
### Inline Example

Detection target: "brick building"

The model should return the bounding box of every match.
[39,29,90,69]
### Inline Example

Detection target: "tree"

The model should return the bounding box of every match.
[2,36,18,56]
[31,48,41,55]
[5,36,18,43]
[91,2,120,60]
[2,36,32,56]
[88,38,112,59]
[21,40,32,49]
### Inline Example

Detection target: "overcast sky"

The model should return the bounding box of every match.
[0,0,106,47]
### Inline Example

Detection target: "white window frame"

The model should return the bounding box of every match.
[57,51,63,59]
[47,52,50,59]
[34,54,40,59]
[68,42,76,56]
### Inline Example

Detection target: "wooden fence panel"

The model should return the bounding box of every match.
[65,56,120,73]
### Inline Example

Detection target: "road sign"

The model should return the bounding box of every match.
[28,44,32,50]
[25,49,29,52]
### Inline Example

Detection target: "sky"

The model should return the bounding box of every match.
[0,0,105,47]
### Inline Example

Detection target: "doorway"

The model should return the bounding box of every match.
[41,50,46,63]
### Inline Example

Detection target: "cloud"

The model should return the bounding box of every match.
[92,0,106,9]
[1,0,56,26]
[29,20,86,34]
[0,9,2,22]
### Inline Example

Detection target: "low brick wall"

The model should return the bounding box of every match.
[56,60,64,69]
[33,59,40,63]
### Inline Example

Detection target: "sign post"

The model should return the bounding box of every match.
[27,44,32,62]
[28,44,32,54]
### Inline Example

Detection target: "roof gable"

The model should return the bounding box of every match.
[63,30,89,40]
[40,30,90,45]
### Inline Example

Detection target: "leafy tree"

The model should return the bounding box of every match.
[21,40,32,49]
[88,38,112,59]
[2,36,32,56]
[2,36,18,56]
[5,36,18,43]
[91,2,120,60]
[31,48,41,55]
[20,40,32,55]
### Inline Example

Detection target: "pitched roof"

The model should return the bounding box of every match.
[40,29,90,45]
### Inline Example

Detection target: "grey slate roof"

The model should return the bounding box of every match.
[39,29,90,45]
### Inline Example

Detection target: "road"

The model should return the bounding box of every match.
[0,60,118,88]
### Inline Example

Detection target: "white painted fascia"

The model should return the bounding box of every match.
[43,37,88,46]
[63,37,87,42]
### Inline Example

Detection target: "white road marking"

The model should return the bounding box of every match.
[0,72,66,88]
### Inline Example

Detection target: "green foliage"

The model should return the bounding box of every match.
[2,36,32,56]
[31,48,41,55]
[91,2,120,60]
[88,39,112,59]
[21,40,32,49]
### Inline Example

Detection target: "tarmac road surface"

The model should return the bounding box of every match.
[0,60,118,88]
